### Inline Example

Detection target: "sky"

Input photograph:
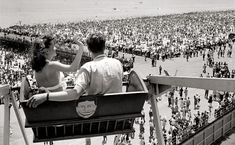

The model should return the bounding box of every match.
[0,0,234,28]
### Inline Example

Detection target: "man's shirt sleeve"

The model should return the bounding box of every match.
[74,67,90,94]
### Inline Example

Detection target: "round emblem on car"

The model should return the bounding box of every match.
[76,101,97,118]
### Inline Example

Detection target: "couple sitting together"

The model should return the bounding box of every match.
[27,32,123,108]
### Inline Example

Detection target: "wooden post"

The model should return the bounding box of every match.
[232,110,235,128]
[11,92,30,145]
[1,85,29,145]
[2,85,10,145]
[150,84,165,145]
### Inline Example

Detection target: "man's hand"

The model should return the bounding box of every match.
[26,93,47,108]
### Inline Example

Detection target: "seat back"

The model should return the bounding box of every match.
[21,91,147,123]
[20,70,148,123]
[19,77,32,102]
[127,70,148,92]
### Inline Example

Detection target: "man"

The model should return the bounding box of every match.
[160,116,167,131]
[184,87,188,98]
[203,63,207,73]
[179,87,183,98]
[202,52,205,61]
[27,32,123,108]
[144,52,148,61]
[159,65,162,75]
[131,53,135,62]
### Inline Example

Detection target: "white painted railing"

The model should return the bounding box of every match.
[180,107,235,145]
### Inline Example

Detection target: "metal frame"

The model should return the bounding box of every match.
[1,85,29,145]
[147,75,235,145]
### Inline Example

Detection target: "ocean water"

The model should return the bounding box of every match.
[0,0,234,28]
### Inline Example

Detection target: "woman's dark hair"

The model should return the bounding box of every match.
[86,33,106,53]
[31,36,54,72]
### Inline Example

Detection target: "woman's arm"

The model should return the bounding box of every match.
[70,40,84,71]
[50,40,84,72]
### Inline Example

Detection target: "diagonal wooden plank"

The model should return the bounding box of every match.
[149,76,235,92]
[158,84,172,95]
[0,84,10,97]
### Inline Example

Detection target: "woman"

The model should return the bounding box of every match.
[31,35,84,92]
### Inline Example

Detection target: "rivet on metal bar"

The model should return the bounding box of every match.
[98,122,100,133]
[89,123,92,133]
[105,121,109,132]
[72,124,75,135]
[114,120,117,131]
[54,126,57,137]
[36,127,39,137]
[64,125,66,135]
[45,127,48,137]
[122,120,126,130]
[81,123,83,134]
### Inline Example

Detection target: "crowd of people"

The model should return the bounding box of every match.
[1,10,234,60]
[0,10,235,145]
[0,47,31,104]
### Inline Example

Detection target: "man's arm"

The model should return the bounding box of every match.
[47,87,84,101]
[27,87,84,108]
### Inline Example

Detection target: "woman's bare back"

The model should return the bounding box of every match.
[35,63,61,88]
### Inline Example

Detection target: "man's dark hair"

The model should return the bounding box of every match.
[86,33,106,53]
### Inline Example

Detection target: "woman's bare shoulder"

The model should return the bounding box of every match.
[47,61,62,68]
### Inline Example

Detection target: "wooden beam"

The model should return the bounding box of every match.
[3,90,10,145]
[149,76,235,92]
[158,84,172,96]
[11,93,30,145]
[150,84,165,145]
[0,85,10,96]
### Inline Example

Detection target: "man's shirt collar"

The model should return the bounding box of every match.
[93,54,106,60]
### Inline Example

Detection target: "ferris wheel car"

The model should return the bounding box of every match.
[19,70,148,142]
